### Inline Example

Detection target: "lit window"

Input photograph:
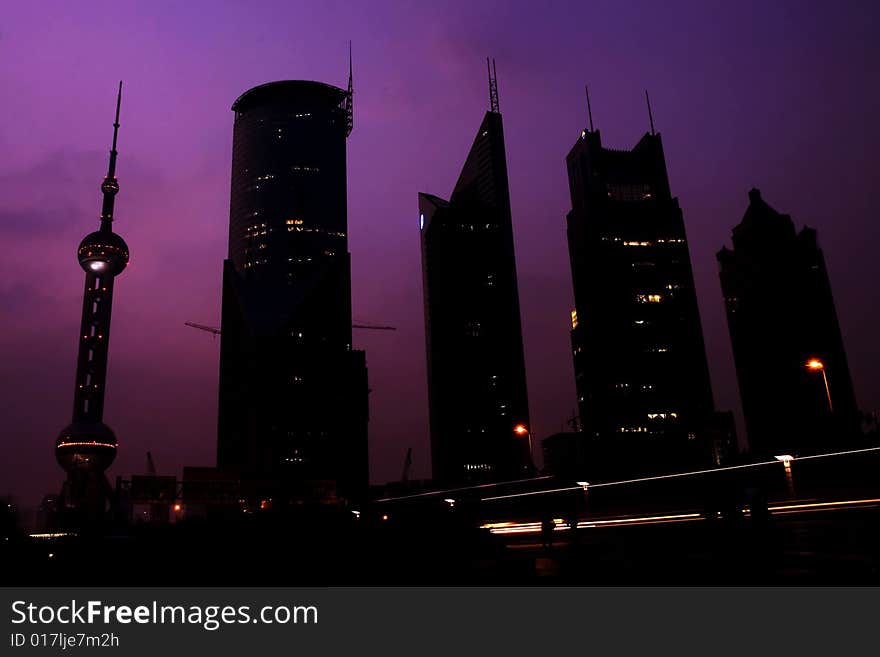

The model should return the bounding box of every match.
[607,183,652,201]
[647,412,678,420]
[636,294,663,303]
[570,310,578,329]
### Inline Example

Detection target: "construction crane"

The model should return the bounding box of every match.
[185,321,396,336]
[184,321,221,337]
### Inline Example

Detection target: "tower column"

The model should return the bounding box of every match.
[55,82,130,523]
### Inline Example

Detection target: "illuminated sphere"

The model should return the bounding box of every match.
[101,177,119,196]
[55,421,118,473]
[77,230,129,276]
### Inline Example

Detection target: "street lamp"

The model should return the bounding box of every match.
[514,423,533,469]
[806,358,833,412]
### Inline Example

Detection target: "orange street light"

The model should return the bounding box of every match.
[514,424,534,469]
[806,358,833,411]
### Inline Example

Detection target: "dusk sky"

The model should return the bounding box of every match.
[2,1,879,508]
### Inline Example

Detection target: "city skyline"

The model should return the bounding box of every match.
[3,1,880,508]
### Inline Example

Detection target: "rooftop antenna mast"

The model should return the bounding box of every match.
[645,89,655,135]
[585,84,594,132]
[487,57,499,113]
[345,41,353,137]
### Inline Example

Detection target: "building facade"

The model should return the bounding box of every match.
[419,69,531,484]
[218,79,368,502]
[564,123,715,476]
[717,189,859,457]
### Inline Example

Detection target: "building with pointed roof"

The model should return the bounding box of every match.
[419,61,532,484]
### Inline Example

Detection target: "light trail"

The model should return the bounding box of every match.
[374,475,553,503]
[479,446,880,503]
[479,496,880,535]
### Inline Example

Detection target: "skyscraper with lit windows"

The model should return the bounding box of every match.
[217,72,368,502]
[419,62,531,484]
[564,109,715,477]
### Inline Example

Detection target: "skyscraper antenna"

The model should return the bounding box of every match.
[585,84,594,132]
[645,89,655,135]
[108,81,122,178]
[345,42,353,136]
[487,57,499,113]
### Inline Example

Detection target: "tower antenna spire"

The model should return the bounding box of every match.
[100,82,123,231]
[487,57,499,113]
[345,42,353,137]
[108,81,122,178]
[585,84,594,132]
[645,89,655,136]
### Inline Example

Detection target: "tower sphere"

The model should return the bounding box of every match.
[101,177,120,196]
[55,421,118,473]
[77,230,129,276]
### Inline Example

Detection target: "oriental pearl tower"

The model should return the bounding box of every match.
[56,82,129,521]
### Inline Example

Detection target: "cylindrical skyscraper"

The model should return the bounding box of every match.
[56,82,129,521]
[218,70,369,503]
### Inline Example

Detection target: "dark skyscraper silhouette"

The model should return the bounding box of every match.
[419,61,531,484]
[717,189,859,458]
[563,97,715,477]
[217,66,369,502]
[55,82,130,519]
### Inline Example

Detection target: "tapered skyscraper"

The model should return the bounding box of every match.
[564,96,715,477]
[419,61,531,484]
[718,189,859,457]
[218,65,368,502]
[56,82,130,519]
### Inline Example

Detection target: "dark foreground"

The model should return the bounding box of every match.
[6,496,880,586]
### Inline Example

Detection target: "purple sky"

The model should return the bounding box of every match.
[2,1,879,508]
